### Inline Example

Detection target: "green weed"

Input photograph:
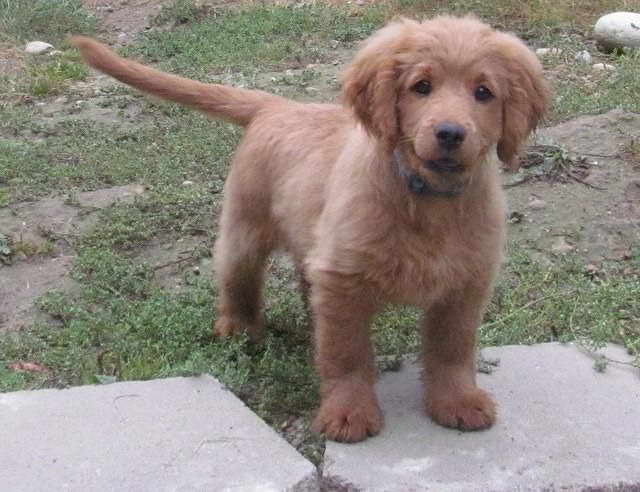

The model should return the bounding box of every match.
[483,245,640,354]
[553,51,640,118]
[0,107,238,204]
[126,5,385,77]
[27,52,88,96]
[0,0,96,45]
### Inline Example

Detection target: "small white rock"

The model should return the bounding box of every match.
[182,180,194,186]
[594,12,640,51]
[551,236,575,254]
[574,50,592,64]
[592,63,617,71]
[528,198,547,210]
[25,41,54,55]
[47,50,63,57]
[536,47,563,57]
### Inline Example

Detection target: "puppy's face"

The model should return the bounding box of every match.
[343,16,549,197]
[394,58,504,196]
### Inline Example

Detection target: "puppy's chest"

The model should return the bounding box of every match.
[369,227,494,306]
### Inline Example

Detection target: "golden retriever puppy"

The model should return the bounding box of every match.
[73,15,548,443]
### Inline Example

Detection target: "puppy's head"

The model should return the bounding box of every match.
[342,16,549,197]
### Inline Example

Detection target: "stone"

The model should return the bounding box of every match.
[574,50,592,64]
[324,343,640,491]
[592,62,617,71]
[0,376,318,491]
[25,41,54,55]
[535,47,563,57]
[528,198,547,210]
[594,12,640,51]
[551,235,575,254]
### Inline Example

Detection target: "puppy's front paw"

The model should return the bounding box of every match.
[312,381,383,443]
[427,388,496,431]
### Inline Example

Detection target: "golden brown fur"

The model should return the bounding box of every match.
[73,15,548,443]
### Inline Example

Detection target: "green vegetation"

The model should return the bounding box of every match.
[0,0,96,44]
[553,51,640,119]
[483,246,640,353]
[128,4,385,77]
[27,51,89,96]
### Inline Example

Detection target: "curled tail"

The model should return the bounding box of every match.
[71,36,283,127]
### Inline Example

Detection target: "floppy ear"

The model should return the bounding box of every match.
[495,33,550,171]
[342,20,413,149]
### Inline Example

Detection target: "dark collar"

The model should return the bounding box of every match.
[394,148,428,195]
[393,149,459,198]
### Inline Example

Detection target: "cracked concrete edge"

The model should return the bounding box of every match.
[318,474,362,492]
[554,483,640,492]
[290,473,321,492]
[312,470,640,491]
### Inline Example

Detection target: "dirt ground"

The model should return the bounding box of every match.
[1,1,639,332]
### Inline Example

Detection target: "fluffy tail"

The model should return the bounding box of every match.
[71,36,282,126]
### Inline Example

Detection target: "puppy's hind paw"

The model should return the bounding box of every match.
[213,315,263,342]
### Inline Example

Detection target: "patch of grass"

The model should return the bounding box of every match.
[0,106,238,204]
[0,244,321,456]
[387,0,630,31]
[11,239,55,257]
[553,51,640,118]
[153,0,215,27]
[373,307,421,358]
[0,188,8,207]
[27,51,89,96]
[0,0,96,45]
[126,5,385,77]
[482,245,640,356]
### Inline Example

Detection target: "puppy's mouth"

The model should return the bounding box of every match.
[425,158,464,174]
[394,150,467,198]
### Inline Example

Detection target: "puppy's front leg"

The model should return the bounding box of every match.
[309,271,383,442]
[422,284,496,431]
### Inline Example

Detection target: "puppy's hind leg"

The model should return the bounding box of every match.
[213,198,273,342]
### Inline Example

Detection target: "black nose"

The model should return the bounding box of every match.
[435,122,466,150]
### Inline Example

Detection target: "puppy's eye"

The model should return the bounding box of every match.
[475,85,494,102]
[413,80,432,95]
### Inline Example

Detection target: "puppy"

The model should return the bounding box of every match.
[73,15,548,443]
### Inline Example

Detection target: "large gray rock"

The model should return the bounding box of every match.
[324,343,640,491]
[594,12,640,51]
[0,376,318,491]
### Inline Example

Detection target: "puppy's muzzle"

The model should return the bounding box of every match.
[425,122,466,174]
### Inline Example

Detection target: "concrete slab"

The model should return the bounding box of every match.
[1,376,318,491]
[324,343,640,491]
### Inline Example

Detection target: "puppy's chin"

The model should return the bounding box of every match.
[395,148,470,197]
[419,170,469,197]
